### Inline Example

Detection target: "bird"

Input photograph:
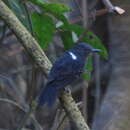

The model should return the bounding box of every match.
[38,42,100,107]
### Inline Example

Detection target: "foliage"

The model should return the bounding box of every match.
[29,0,70,24]
[5,0,108,80]
[60,24,108,59]
[31,13,55,49]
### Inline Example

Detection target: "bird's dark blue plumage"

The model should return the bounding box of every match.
[38,43,99,107]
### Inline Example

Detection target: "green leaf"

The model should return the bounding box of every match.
[42,3,70,24]
[42,3,71,14]
[82,72,91,81]
[60,24,84,35]
[29,0,70,24]
[60,24,108,59]
[85,56,93,72]
[30,0,71,14]
[82,56,93,81]
[60,31,75,50]
[83,32,108,59]
[29,0,43,5]
[31,13,55,49]
[6,0,31,31]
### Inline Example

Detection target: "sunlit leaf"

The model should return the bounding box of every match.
[31,12,55,49]
[29,0,70,24]
[42,3,71,14]
[86,56,93,71]
[60,31,74,50]
[82,56,93,81]
[82,72,91,81]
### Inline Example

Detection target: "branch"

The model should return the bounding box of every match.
[0,98,25,112]
[102,0,125,14]
[0,98,42,130]
[0,1,89,130]
[0,0,52,75]
[60,92,90,130]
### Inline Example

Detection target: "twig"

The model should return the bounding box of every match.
[0,98,42,130]
[93,54,101,117]
[0,22,7,43]
[102,0,115,12]
[82,0,88,27]
[51,109,61,130]
[69,9,109,24]
[31,116,43,130]
[17,100,38,130]
[0,98,26,112]
[81,0,89,122]
[57,114,68,130]
[72,0,82,17]
[96,9,108,17]
[102,0,125,14]
[57,101,83,130]
[82,81,88,122]
[60,92,90,130]
[0,1,90,130]
[27,67,37,103]
[56,109,67,130]
[22,1,34,36]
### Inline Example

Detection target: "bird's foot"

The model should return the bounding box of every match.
[63,87,71,94]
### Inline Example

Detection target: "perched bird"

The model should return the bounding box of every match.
[38,42,100,107]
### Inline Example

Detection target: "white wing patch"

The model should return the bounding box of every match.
[69,52,77,60]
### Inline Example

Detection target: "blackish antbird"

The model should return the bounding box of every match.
[38,42,100,107]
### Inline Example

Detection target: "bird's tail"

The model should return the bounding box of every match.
[38,86,58,107]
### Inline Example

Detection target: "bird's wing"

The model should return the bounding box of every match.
[47,53,83,83]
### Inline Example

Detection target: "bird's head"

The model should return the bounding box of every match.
[73,42,100,57]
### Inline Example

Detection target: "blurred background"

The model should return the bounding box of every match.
[0,0,130,130]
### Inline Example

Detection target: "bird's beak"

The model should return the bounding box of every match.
[92,48,101,53]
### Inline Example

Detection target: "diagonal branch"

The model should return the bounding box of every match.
[0,0,90,130]
[102,0,125,14]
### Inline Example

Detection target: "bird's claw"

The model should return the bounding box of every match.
[63,87,71,94]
